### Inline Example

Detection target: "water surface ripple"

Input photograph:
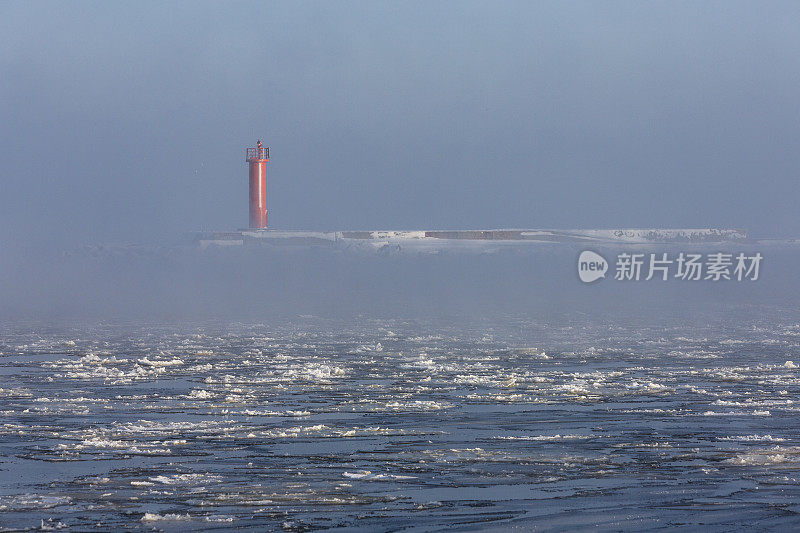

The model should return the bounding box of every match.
[1,317,800,531]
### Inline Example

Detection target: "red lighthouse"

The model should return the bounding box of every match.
[246,140,269,229]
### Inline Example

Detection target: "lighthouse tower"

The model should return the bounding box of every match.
[246,140,269,229]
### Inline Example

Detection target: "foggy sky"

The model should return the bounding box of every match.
[2,1,800,249]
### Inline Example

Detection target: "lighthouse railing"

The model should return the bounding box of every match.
[246,147,270,160]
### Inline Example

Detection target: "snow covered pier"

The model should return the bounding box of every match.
[191,228,750,251]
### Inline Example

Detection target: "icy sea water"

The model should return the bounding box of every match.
[2,314,800,531]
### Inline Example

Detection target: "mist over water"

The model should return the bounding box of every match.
[2,1,800,324]
[1,241,797,323]
[3,2,800,530]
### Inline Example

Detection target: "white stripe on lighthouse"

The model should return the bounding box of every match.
[258,163,262,209]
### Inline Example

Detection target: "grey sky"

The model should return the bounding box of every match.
[2,1,799,248]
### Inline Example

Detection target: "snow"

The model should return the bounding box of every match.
[197,227,752,252]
